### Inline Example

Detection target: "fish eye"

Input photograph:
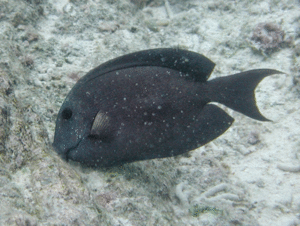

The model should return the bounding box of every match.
[61,108,72,120]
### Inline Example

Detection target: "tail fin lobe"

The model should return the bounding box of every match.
[207,69,283,121]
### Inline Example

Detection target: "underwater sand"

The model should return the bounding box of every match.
[0,0,299,225]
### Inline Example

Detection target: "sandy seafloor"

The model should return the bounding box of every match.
[0,0,300,225]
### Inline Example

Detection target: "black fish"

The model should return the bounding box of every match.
[53,48,281,167]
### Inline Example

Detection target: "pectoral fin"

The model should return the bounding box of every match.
[89,111,112,142]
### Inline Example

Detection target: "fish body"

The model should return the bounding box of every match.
[53,48,281,167]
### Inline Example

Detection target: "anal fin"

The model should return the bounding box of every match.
[194,104,234,146]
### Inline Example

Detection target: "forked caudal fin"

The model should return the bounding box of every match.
[207,69,283,121]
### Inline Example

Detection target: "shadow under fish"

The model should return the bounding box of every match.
[53,48,282,167]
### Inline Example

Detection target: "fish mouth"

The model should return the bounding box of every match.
[52,141,80,162]
[64,145,78,162]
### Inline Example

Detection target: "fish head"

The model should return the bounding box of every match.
[53,85,122,167]
[53,92,91,161]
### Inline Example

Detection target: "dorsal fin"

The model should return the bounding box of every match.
[77,48,215,86]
